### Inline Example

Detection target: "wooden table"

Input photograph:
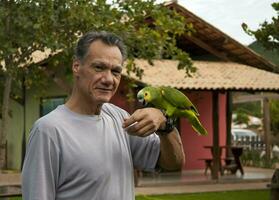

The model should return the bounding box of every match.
[221,146,244,175]
[203,146,224,175]
[203,145,244,176]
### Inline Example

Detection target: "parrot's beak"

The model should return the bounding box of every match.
[137,90,146,106]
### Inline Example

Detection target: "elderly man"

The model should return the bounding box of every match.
[22,31,185,200]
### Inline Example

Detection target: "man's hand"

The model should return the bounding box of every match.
[122,108,166,137]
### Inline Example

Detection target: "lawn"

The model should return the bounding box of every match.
[2,190,269,200]
[136,190,269,200]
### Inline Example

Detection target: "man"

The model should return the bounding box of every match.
[22,31,185,200]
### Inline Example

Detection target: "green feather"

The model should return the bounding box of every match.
[137,86,208,136]
[159,86,199,116]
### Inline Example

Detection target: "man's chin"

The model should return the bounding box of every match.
[90,91,115,104]
[94,96,112,104]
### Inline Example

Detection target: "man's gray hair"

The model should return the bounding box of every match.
[74,31,127,62]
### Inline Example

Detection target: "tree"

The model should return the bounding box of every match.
[242,2,279,53]
[242,2,279,135]
[0,0,194,169]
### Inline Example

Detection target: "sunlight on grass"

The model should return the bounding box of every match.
[136,190,269,200]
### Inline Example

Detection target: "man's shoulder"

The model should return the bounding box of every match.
[34,106,64,131]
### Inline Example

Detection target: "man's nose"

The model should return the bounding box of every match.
[101,70,114,84]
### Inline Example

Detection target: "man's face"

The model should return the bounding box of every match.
[73,40,123,105]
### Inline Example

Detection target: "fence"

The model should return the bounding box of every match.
[232,135,265,150]
[232,136,279,168]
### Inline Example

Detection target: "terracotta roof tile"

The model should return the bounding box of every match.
[123,59,279,91]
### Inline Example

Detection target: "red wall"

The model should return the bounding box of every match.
[110,79,135,114]
[181,91,227,170]
[111,80,228,170]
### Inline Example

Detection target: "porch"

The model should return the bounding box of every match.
[137,167,274,187]
[135,167,274,195]
[0,166,275,197]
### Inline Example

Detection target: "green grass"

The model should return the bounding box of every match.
[136,190,269,200]
[1,190,269,200]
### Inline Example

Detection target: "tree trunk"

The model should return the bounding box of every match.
[0,74,12,170]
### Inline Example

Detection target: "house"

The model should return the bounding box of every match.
[4,2,279,176]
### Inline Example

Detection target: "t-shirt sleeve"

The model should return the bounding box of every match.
[129,133,160,171]
[22,126,60,200]
[105,104,161,171]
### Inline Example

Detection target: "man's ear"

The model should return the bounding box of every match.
[72,60,80,76]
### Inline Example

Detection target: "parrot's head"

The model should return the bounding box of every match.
[137,86,160,106]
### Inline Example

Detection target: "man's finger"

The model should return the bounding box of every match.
[137,125,155,137]
[122,111,144,128]
[122,116,137,128]
[127,122,154,137]
[126,119,150,134]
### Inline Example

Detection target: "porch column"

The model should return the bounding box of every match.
[263,97,271,164]
[212,91,220,180]
[226,91,232,155]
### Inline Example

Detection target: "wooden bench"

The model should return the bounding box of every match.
[198,158,213,175]
[222,157,238,174]
[0,185,21,198]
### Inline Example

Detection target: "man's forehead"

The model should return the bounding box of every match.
[87,41,123,60]
[89,40,122,55]
[90,59,123,68]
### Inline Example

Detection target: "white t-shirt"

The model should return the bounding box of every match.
[22,103,160,200]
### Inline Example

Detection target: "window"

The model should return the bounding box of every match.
[40,96,67,117]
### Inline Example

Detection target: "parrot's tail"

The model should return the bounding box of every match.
[192,123,208,136]
[189,114,208,136]
[180,110,208,136]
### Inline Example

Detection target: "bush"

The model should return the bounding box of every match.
[241,149,279,168]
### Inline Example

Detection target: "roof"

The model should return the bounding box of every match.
[12,2,278,92]
[165,2,279,73]
[0,49,59,69]
[22,51,279,91]
[123,59,279,91]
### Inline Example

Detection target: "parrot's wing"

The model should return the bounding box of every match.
[159,86,199,115]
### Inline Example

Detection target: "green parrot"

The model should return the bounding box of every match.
[137,86,208,136]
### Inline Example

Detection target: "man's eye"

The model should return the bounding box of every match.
[93,66,103,72]
[112,70,122,76]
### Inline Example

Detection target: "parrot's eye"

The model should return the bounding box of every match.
[144,93,148,96]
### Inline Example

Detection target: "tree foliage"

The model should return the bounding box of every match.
[242,2,279,135]
[233,102,262,119]
[1,0,195,92]
[0,0,194,168]
[233,111,249,125]
[242,2,279,53]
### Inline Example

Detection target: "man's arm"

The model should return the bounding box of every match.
[122,107,185,171]
[22,127,59,200]
[157,129,185,171]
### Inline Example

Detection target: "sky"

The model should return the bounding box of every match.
[166,0,277,45]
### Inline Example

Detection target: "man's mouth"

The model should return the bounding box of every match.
[95,88,113,92]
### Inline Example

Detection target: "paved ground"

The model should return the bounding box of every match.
[0,167,275,196]
[135,181,270,195]
[135,167,274,195]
